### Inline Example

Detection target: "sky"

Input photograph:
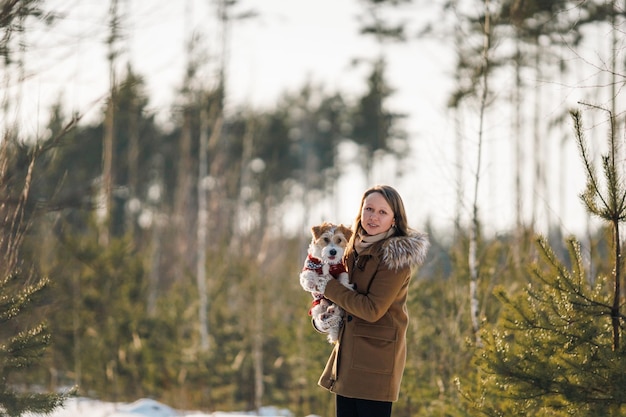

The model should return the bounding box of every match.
[8,0,605,238]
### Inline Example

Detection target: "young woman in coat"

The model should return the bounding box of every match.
[310,185,429,417]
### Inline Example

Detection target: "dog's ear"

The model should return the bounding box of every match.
[311,225,323,239]
[338,224,353,240]
[313,222,335,239]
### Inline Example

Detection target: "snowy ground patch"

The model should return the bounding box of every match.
[24,398,295,417]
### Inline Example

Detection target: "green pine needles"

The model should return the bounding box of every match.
[0,271,71,417]
[474,236,626,416]
[0,137,71,415]
[462,107,626,416]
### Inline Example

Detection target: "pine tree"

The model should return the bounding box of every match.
[462,107,626,416]
[0,2,77,410]
[0,271,66,417]
[0,137,72,415]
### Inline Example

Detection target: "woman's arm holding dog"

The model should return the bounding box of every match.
[323,266,409,323]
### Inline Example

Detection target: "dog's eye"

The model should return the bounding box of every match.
[324,237,330,243]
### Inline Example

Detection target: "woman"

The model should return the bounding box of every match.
[310,185,429,417]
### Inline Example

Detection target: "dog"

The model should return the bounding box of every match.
[299,222,352,293]
[299,222,353,343]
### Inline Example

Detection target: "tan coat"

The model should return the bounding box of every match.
[318,232,429,402]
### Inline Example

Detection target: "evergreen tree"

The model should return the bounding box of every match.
[0,138,70,416]
[350,58,408,183]
[463,108,626,416]
[0,271,66,417]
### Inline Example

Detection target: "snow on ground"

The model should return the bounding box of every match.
[24,398,305,417]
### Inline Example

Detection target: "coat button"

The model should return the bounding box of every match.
[347,315,353,322]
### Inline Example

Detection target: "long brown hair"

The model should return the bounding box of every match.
[347,185,411,252]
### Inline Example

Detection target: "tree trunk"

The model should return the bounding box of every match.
[197,105,210,352]
[469,0,492,346]
[100,0,120,246]
[513,40,523,233]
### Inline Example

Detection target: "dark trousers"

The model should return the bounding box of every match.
[336,394,393,417]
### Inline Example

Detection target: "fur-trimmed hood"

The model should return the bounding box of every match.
[380,231,430,271]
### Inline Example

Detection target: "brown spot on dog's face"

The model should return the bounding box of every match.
[337,224,353,242]
[311,221,335,240]
[325,229,348,249]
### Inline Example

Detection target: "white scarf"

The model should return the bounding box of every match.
[355,227,396,254]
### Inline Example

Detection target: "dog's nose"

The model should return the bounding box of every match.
[330,248,337,256]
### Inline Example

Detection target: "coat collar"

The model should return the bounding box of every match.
[356,231,429,271]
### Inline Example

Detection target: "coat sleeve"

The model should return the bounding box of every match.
[324,264,409,323]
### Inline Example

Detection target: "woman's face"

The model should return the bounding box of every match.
[360,192,395,236]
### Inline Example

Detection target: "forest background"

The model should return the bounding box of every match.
[2,0,626,416]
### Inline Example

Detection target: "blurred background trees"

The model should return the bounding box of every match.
[1,0,626,416]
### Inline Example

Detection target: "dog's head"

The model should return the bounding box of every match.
[308,222,353,265]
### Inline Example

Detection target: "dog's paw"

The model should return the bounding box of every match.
[301,281,317,293]
[314,313,341,333]
[311,291,324,300]
[322,314,343,329]
[314,278,329,294]
[299,271,319,292]
[314,318,333,333]
[312,317,329,333]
